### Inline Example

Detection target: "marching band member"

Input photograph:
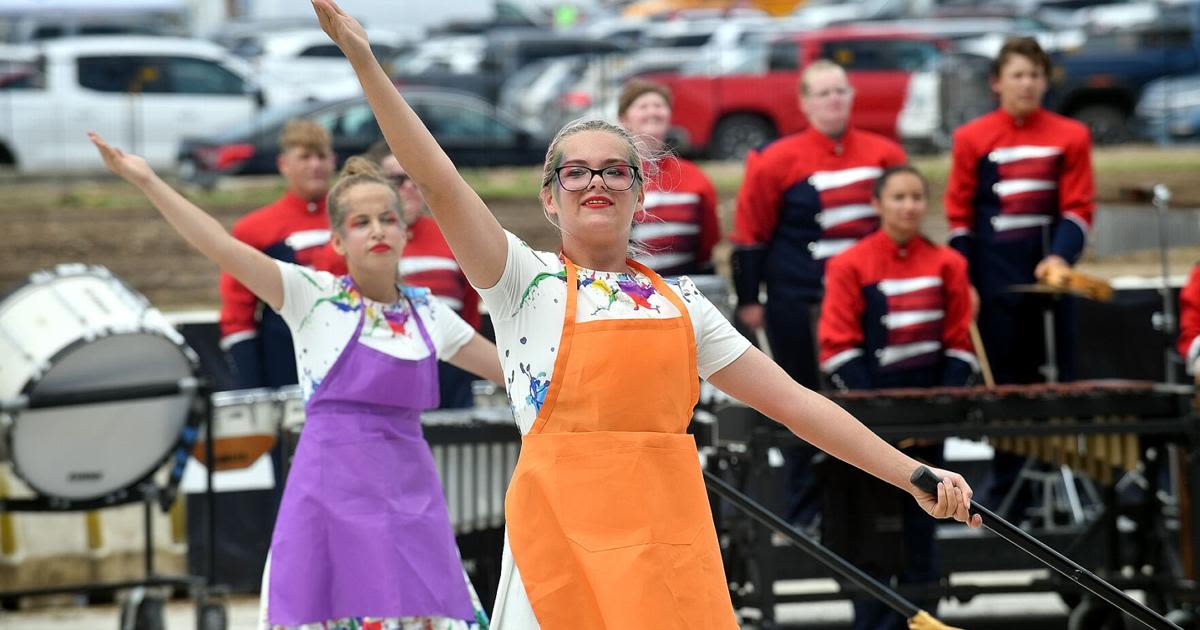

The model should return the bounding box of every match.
[945,36,1095,510]
[617,79,720,276]
[819,166,978,630]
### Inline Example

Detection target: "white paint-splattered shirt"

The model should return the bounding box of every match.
[275,261,475,401]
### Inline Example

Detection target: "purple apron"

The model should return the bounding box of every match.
[268,292,475,625]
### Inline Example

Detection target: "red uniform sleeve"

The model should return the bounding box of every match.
[886,140,908,169]
[730,147,783,246]
[218,219,262,347]
[695,166,720,267]
[1178,265,1200,371]
[944,127,979,238]
[1058,125,1095,230]
[941,250,974,355]
[459,276,482,331]
[817,254,865,367]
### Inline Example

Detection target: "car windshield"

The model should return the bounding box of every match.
[210,100,318,139]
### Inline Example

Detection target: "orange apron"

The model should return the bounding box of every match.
[505,258,738,630]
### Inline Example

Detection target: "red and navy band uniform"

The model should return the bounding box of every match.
[818,230,979,390]
[816,230,976,630]
[219,190,347,389]
[944,107,1094,384]
[401,215,482,408]
[631,155,720,276]
[1178,264,1200,374]
[731,126,906,387]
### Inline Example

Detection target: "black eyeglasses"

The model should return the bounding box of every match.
[387,173,411,187]
[554,164,640,192]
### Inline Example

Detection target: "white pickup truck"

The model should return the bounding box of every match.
[0,36,260,173]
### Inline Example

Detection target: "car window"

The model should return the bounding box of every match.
[768,39,800,72]
[78,56,149,92]
[299,44,343,57]
[164,56,245,94]
[418,101,514,142]
[821,39,937,72]
[334,103,380,140]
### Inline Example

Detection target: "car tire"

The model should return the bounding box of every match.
[1073,104,1130,145]
[711,115,776,161]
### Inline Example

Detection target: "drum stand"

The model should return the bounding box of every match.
[0,379,229,630]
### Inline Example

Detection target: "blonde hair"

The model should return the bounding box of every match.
[539,119,665,259]
[278,119,332,154]
[326,156,402,233]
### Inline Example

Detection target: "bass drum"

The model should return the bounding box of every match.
[0,264,198,504]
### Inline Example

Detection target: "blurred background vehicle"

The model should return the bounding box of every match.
[0,35,260,173]
[177,88,548,186]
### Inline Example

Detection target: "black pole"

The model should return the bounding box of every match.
[703,471,922,619]
[205,394,217,588]
[911,466,1181,630]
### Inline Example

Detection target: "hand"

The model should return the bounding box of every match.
[89,132,154,187]
[737,304,765,330]
[969,285,980,320]
[912,466,983,528]
[1034,255,1070,284]
[312,0,370,57]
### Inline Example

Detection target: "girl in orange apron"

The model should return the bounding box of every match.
[312,5,987,628]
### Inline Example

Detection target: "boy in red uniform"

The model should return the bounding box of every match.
[732,60,907,388]
[945,37,1095,511]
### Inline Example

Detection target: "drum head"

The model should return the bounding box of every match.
[11,333,195,500]
[0,265,197,503]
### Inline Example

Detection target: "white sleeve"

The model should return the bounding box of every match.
[679,277,752,380]
[274,260,340,330]
[474,230,559,321]
[425,294,476,360]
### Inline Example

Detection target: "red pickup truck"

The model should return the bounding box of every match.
[647,26,948,159]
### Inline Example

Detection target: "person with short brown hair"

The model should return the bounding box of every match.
[218,118,343,389]
[617,79,719,275]
[944,36,1095,512]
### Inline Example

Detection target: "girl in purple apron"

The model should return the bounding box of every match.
[89,137,504,630]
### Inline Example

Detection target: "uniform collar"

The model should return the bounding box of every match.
[805,125,856,157]
[872,228,924,259]
[281,189,326,215]
[997,106,1045,129]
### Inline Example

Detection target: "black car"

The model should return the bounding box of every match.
[177,87,549,185]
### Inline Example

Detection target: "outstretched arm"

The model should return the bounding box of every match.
[707,347,983,528]
[446,333,504,385]
[312,0,508,289]
[89,132,284,310]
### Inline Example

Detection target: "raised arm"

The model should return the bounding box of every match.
[312,0,508,289]
[89,132,284,310]
[706,347,983,528]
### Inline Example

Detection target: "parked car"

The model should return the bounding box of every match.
[177,88,549,186]
[0,36,260,173]
[392,29,627,104]
[1047,20,1200,143]
[217,28,411,106]
[1134,73,1200,141]
[642,25,948,159]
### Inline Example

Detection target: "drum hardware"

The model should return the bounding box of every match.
[1154,184,1179,384]
[0,265,228,627]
